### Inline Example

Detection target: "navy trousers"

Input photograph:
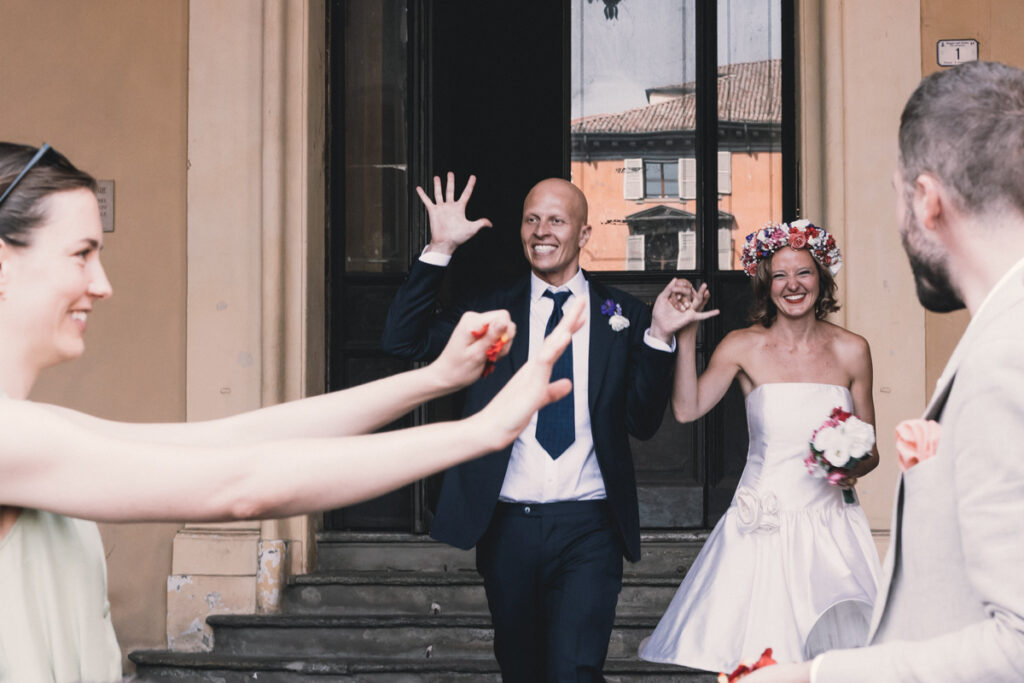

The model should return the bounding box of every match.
[475,500,624,682]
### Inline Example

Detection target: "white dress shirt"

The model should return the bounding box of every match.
[417,250,674,503]
[499,270,605,502]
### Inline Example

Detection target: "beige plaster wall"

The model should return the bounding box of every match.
[0,0,189,663]
[920,0,1024,390]
[799,0,924,540]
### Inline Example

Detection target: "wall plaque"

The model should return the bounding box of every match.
[96,179,114,233]
[937,39,978,67]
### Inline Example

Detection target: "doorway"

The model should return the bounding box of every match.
[324,0,795,532]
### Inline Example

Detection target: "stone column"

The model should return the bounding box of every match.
[167,0,325,651]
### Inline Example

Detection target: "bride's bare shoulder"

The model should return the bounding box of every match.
[822,321,870,353]
[819,322,872,375]
[721,324,771,348]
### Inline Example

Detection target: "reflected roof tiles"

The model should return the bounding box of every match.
[572,59,782,134]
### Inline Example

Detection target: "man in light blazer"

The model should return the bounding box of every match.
[750,61,1024,683]
[382,173,692,682]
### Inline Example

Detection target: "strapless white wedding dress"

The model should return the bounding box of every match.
[639,383,881,672]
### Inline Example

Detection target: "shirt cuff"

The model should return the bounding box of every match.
[809,654,825,683]
[643,328,677,353]
[419,247,452,267]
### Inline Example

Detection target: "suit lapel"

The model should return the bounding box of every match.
[870,270,1024,643]
[587,276,612,413]
[509,276,531,372]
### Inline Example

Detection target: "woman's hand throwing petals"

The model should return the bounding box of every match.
[431,310,517,391]
[472,297,586,450]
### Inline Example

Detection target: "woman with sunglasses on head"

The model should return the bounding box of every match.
[639,222,882,674]
[0,141,584,682]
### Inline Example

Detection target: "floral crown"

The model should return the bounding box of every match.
[740,220,842,278]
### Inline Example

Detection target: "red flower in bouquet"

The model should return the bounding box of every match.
[718,648,778,682]
[805,406,875,503]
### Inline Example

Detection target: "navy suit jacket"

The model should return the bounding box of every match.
[381,259,675,562]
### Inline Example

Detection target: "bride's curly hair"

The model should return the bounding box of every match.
[748,255,840,327]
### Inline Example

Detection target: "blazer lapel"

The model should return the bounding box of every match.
[587,277,612,413]
[509,276,531,372]
[870,331,963,643]
[870,272,1024,643]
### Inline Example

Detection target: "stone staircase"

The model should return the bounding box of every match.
[130,531,717,682]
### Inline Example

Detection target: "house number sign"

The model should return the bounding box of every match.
[937,39,978,67]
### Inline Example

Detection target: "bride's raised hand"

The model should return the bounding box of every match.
[470,297,585,449]
[654,278,719,341]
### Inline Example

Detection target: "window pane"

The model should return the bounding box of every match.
[571,0,696,272]
[664,161,679,197]
[344,0,408,273]
[716,0,783,271]
[644,162,661,197]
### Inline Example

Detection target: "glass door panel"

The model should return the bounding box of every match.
[343,0,409,274]
[570,0,698,273]
[716,0,783,271]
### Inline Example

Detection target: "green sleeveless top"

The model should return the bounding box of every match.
[0,508,122,682]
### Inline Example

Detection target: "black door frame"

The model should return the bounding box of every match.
[324,0,797,532]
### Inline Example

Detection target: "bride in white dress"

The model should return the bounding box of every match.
[639,221,882,672]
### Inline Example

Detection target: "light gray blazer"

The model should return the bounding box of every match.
[817,263,1024,682]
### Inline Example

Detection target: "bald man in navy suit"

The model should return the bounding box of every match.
[382,173,693,682]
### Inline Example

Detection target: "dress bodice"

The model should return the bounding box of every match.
[0,509,122,682]
[738,383,854,512]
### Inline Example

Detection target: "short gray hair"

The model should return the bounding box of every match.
[899,61,1024,217]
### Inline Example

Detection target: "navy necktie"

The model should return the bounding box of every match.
[535,290,575,459]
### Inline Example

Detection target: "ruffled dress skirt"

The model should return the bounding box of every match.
[639,383,881,672]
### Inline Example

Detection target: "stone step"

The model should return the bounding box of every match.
[315,530,709,575]
[284,570,683,616]
[205,614,663,661]
[129,651,717,682]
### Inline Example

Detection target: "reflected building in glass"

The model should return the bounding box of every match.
[572,59,782,273]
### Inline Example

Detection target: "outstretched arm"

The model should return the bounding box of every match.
[44,309,518,445]
[0,300,585,523]
[669,280,737,423]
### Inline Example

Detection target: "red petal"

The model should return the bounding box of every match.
[471,324,489,340]
[753,648,777,669]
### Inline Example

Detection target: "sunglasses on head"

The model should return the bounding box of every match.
[0,143,52,208]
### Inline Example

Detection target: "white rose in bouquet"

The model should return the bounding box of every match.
[840,416,876,462]
[813,416,874,468]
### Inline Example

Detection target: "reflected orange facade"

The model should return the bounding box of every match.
[573,151,783,271]
[570,60,783,272]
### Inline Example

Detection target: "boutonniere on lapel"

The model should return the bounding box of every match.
[601,299,630,332]
[895,419,942,471]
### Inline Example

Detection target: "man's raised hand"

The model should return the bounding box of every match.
[417,172,494,255]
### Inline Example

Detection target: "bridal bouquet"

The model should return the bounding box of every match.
[718,648,777,682]
[805,407,875,503]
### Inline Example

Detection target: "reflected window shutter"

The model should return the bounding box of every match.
[679,158,696,200]
[718,226,733,270]
[623,158,644,199]
[626,234,645,270]
[718,151,732,195]
[677,230,697,270]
